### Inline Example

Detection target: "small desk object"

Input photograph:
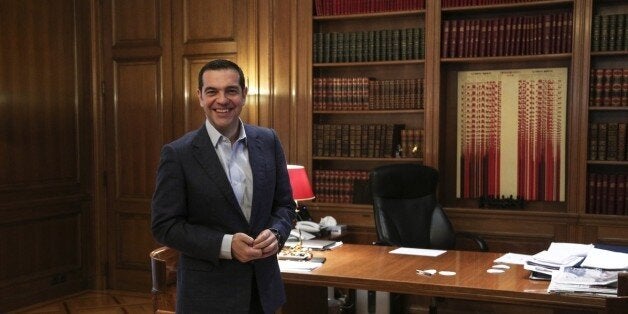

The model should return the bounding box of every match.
[281,244,618,313]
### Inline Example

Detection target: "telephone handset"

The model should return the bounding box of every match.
[295,220,321,233]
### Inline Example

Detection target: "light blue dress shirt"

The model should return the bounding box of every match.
[205,119,253,259]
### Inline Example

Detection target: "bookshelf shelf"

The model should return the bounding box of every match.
[590,51,628,57]
[313,157,422,162]
[313,60,424,68]
[440,54,572,64]
[313,10,423,21]
[441,0,573,13]
[587,160,628,166]
[589,107,628,111]
[314,109,424,115]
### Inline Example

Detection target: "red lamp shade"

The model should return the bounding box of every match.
[287,165,315,201]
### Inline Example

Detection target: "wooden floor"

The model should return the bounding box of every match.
[8,290,153,314]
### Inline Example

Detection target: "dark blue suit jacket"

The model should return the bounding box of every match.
[151,124,295,313]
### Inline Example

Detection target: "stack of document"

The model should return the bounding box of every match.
[547,266,621,296]
[278,259,324,272]
[524,242,592,277]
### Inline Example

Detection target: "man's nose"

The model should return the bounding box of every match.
[216,91,228,103]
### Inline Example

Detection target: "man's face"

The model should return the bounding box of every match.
[197,69,247,137]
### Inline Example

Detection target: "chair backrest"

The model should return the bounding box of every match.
[370,163,455,249]
[150,246,179,314]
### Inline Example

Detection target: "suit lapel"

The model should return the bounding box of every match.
[191,126,244,217]
[245,125,266,225]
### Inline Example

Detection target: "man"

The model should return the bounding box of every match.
[151,59,295,313]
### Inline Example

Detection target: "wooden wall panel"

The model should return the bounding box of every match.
[0,209,82,280]
[0,0,78,188]
[447,209,574,254]
[0,0,92,310]
[113,61,162,199]
[112,0,160,46]
[117,213,155,269]
[580,217,628,247]
[184,0,234,42]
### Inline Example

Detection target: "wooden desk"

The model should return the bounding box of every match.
[281,244,611,313]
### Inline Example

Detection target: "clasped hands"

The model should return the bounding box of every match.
[231,229,279,263]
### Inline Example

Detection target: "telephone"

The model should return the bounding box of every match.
[296,220,321,233]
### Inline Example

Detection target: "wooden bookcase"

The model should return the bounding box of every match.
[298,0,628,251]
[583,0,628,216]
[579,0,628,245]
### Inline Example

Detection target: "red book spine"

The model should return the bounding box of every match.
[541,14,554,54]
[449,20,458,58]
[479,19,487,57]
[608,174,617,215]
[442,20,450,58]
[623,68,628,107]
[456,20,465,58]
[603,69,613,106]
[599,173,608,215]
[588,173,597,214]
[617,174,626,215]
[611,68,623,106]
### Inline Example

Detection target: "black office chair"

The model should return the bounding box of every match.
[369,163,488,314]
[370,163,487,251]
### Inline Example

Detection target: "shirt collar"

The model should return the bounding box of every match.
[205,119,247,147]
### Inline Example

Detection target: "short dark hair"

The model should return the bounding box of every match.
[197,59,246,91]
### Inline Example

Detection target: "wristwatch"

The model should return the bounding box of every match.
[269,228,284,251]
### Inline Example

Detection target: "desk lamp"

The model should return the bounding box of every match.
[287,164,315,221]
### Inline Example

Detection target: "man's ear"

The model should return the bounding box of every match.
[197,89,202,105]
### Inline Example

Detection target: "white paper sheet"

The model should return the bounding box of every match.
[493,252,532,265]
[580,248,628,270]
[389,247,446,257]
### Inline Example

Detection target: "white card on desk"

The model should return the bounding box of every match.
[389,247,446,257]
[493,252,531,265]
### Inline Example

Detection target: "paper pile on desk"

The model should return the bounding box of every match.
[547,267,621,296]
[524,242,592,276]
[278,260,324,272]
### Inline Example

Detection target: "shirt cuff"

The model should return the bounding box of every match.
[220,234,233,259]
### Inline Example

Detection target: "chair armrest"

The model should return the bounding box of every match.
[455,231,489,251]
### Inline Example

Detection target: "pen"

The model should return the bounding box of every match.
[416,269,433,276]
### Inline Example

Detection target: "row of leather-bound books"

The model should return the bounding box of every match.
[441,12,573,58]
[312,77,424,111]
[312,169,372,204]
[313,124,424,159]
[591,13,628,52]
[589,68,628,108]
[313,27,425,64]
[313,0,425,16]
[313,0,545,17]
[587,172,627,216]
[588,122,627,162]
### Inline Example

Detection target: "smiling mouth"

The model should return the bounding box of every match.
[214,108,232,113]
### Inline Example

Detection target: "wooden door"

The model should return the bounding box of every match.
[101,0,173,290]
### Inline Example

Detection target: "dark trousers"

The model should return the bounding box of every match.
[250,275,264,314]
